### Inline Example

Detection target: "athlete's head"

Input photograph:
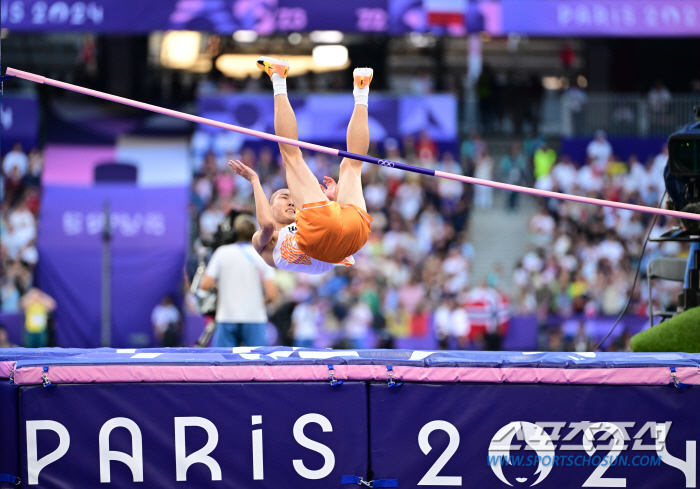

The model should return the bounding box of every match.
[269,188,296,224]
[233,214,257,242]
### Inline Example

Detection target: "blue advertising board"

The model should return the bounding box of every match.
[19,382,368,488]
[37,186,189,348]
[3,348,700,488]
[369,382,699,488]
[196,93,457,148]
[0,95,39,155]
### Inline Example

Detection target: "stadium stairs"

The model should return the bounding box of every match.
[469,179,536,296]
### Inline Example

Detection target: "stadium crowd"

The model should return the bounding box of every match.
[189,131,513,350]
[510,133,683,352]
[0,142,59,348]
[0,129,683,353]
[1,143,43,314]
[188,126,683,352]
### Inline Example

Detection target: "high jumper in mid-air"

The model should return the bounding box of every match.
[229,57,374,275]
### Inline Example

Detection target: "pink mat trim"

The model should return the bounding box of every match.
[0,361,14,379]
[12,365,700,386]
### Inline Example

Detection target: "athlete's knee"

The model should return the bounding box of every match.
[280,148,303,167]
[340,159,363,177]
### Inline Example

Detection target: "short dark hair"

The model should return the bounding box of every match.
[269,189,288,205]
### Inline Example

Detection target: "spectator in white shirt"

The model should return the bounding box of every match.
[597,231,626,268]
[623,154,648,195]
[434,295,470,350]
[586,130,612,173]
[151,295,182,346]
[550,156,578,194]
[577,164,603,194]
[2,143,28,177]
[291,299,319,348]
[651,142,668,180]
[393,176,423,221]
[198,201,224,241]
[344,299,373,349]
[5,199,36,259]
[473,148,494,209]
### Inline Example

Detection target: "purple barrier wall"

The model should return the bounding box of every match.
[560,137,668,166]
[370,382,700,488]
[19,382,368,489]
[1,95,39,155]
[0,314,24,347]
[4,348,700,488]
[36,185,188,348]
[0,382,19,488]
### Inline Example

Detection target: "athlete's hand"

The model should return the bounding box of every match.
[320,176,338,201]
[229,160,259,182]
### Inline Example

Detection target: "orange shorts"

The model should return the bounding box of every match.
[295,200,373,264]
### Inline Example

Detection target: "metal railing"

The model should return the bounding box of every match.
[463,91,700,138]
[561,93,700,137]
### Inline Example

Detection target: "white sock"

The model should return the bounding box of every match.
[353,85,369,106]
[272,73,287,96]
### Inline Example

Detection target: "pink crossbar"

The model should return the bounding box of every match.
[12,364,700,386]
[7,66,700,223]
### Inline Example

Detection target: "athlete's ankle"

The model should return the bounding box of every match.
[272,73,287,96]
[353,85,369,106]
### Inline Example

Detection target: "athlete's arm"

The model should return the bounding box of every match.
[228,159,276,250]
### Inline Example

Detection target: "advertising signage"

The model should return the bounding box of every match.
[3,0,699,36]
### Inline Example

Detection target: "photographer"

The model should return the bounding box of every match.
[200,214,278,347]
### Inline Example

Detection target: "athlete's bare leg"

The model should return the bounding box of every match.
[336,104,369,211]
[273,94,328,208]
[258,56,328,208]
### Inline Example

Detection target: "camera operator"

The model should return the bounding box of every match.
[199,214,278,347]
[663,105,700,304]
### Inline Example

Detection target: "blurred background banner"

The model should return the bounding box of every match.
[39,186,187,248]
[8,0,700,37]
[37,185,188,348]
[502,0,700,37]
[390,0,502,35]
[0,0,502,35]
[196,93,456,144]
[0,95,39,154]
[0,0,390,34]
